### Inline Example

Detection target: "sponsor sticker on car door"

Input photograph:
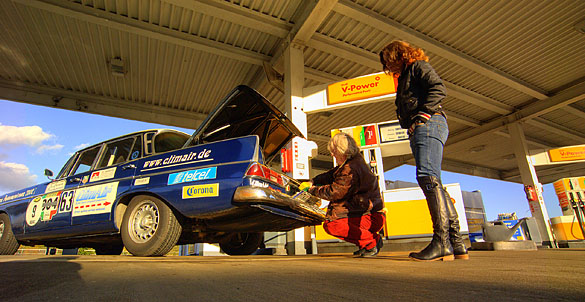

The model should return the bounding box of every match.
[26,190,75,226]
[72,182,119,217]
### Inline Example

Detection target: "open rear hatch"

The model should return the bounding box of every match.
[184,85,304,164]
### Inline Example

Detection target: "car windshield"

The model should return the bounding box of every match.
[56,154,77,179]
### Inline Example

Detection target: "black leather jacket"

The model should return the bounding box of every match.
[395,60,447,129]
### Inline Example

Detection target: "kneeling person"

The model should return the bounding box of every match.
[308,133,385,257]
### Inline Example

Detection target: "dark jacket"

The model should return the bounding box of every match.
[309,154,383,220]
[395,60,447,129]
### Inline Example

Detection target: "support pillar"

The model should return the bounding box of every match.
[284,41,307,136]
[284,40,308,255]
[508,122,556,247]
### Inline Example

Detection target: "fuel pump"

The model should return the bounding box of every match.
[569,191,585,239]
[278,137,319,255]
[552,177,585,241]
[361,147,388,239]
[361,147,386,194]
[280,136,318,180]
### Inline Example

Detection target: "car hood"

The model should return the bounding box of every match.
[185,85,304,163]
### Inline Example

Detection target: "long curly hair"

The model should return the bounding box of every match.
[379,40,429,76]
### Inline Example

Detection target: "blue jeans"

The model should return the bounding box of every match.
[409,114,449,181]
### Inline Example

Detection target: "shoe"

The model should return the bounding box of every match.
[360,246,378,257]
[453,251,469,260]
[409,239,454,261]
[353,248,366,257]
[376,236,384,253]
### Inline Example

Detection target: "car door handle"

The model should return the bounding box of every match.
[70,178,81,183]
[123,164,136,170]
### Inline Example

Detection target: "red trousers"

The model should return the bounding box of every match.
[323,212,385,249]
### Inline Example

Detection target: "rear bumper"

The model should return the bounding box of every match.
[233,186,326,222]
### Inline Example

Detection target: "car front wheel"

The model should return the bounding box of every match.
[121,195,182,256]
[0,213,20,255]
[219,232,263,255]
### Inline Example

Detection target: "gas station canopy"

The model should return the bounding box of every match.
[1,0,585,184]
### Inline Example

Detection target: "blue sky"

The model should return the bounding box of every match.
[0,99,563,221]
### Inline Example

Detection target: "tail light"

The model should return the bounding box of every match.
[245,162,286,186]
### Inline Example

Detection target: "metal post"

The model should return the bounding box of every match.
[508,122,557,247]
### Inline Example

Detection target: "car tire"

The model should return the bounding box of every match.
[0,213,20,255]
[219,232,263,255]
[121,195,182,256]
[94,244,125,255]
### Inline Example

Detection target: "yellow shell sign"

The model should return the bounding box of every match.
[548,146,585,162]
[327,72,397,105]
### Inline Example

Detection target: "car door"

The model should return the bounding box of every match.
[24,146,101,235]
[71,135,139,226]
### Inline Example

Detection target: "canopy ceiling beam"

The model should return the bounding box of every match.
[448,81,585,147]
[527,118,585,141]
[0,80,207,129]
[17,0,270,66]
[333,0,548,100]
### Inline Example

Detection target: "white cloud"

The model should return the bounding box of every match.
[68,143,90,156]
[0,123,62,153]
[0,123,51,146]
[0,161,37,192]
[36,144,64,154]
[74,143,90,150]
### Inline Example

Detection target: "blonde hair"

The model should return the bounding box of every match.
[328,133,360,158]
[379,40,429,75]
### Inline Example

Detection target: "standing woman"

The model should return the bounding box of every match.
[379,40,468,261]
[308,133,385,257]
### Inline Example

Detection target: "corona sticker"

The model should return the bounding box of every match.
[182,183,219,199]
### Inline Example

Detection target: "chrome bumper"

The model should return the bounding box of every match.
[233,186,326,221]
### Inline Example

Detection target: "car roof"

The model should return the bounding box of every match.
[74,129,189,153]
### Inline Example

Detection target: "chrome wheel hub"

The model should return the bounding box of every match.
[129,201,159,243]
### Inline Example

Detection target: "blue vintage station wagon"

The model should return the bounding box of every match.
[0,86,325,256]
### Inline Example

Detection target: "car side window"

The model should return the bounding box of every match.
[154,132,190,153]
[71,146,101,175]
[97,137,136,168]
[144,132,155,155]
[130,136,142,160]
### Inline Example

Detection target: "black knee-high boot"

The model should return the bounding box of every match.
[409,176,454,261]
[443,189,469,260]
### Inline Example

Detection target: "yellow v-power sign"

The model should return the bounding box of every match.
[548,145,585,162]
[327,72,397,105]
[530,144,585,166]
[302,72,397,114]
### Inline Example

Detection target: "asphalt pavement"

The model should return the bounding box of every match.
[1,249,584,301]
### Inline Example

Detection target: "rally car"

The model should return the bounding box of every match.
[0,85,325,256]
